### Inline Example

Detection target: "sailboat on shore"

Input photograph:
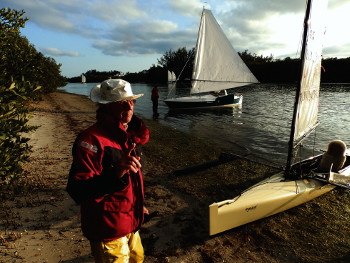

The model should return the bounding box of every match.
[209,0,350,236]
[164,9,258,109]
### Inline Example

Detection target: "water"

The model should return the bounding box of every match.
[59,82,350,165]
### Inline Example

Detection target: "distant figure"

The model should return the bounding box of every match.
[318,140,347,172]
[151,86,159,116]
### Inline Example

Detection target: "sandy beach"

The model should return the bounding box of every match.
[0,91,349,263]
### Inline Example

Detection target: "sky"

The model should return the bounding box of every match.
[2,0,350,78]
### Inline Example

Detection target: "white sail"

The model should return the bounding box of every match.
[191,9,258,94]
[81,74,86,83]
[167,70,176,82]
[293,0,328,143]
[167,70,177,98]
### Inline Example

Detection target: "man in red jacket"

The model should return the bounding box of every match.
[67,79,149,262]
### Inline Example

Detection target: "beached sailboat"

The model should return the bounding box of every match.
[209,0,350,236]
[164,9,258,109]
[81,74,86,84]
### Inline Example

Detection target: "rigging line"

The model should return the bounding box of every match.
[293,122,320,149]
[312,128,317,157]
[166,51,193,99]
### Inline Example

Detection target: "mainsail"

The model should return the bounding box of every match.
[294,0,328,144]
[191,9,258,94]
[285,0,328,176]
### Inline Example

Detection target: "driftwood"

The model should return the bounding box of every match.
[173,152,252,176]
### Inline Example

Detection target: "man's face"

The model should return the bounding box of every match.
[108,100,136,124]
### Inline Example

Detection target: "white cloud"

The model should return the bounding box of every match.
[40,47,80,57]
[168,0,203,16]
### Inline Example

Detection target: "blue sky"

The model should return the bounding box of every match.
[2,0,350,78]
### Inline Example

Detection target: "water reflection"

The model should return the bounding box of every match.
[60,82,350,165]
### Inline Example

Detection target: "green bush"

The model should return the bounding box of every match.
[0,80,40,183]
[0,8,65,186]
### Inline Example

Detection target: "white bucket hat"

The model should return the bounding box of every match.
[90,79,143,104]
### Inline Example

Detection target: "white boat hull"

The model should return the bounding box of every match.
[165,94,242,109]
[209,172,335,235]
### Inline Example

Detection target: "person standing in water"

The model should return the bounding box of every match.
[151,86,159,116]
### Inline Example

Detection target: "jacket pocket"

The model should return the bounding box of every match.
[103,200,132,212]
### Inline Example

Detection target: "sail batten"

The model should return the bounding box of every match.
[191,9,258,94]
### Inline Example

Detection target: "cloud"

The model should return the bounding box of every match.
[168,0,203,16]
[3,0,350,62]
[210,0,350,57]
[2,0,78,32]
[323,43,350,58]
[86,0,147,22]
[40,47,80,57]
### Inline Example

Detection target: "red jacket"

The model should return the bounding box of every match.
[151,87,159,100]
[67,112,149,241]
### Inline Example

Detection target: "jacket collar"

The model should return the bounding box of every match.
[96,110,128,146]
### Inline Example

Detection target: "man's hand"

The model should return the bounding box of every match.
[115,143,141,178]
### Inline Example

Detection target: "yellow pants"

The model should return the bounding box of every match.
[90,231,144,263]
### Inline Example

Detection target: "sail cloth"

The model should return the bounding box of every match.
[293,0,328,143]
[191,9,258,94]
[168,71,176,83]
[167,70,177,98]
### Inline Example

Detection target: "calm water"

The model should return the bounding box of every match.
[59,82,350,165]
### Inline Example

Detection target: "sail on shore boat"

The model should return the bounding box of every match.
[164,9,258,109]
[81,74,86,84]
[209,0,350,236]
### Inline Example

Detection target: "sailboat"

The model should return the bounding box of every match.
[209,0,350,236]
[167,70,177,99]
[164,9,258,109]
[168,70,176,84]
[81,74,86,84]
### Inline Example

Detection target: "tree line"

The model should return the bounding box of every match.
[69,47,350,85]
[1,8,66,187]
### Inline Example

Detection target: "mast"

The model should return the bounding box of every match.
[284,0,312,178]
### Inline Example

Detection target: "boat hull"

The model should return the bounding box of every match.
[164,94,242,109]
[209,172,334,235]
[209,154,350,236]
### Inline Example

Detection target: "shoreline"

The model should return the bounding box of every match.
[0,91,349,263]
